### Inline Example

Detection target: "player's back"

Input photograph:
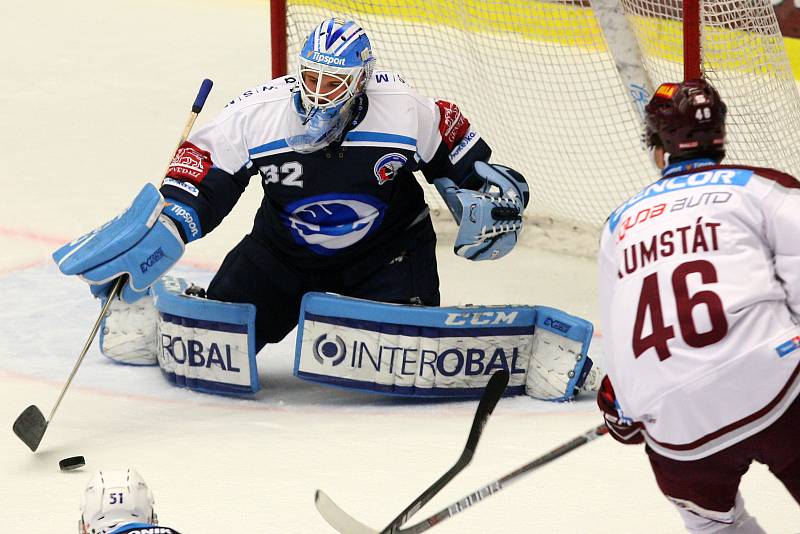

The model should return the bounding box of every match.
[598,160,800,460]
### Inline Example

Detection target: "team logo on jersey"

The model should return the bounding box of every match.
[373,153,407,185]
[282,193,386,255]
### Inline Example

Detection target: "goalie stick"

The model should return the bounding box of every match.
[12,78,213,453]
[315,369,510,534]
[317,422,608,533]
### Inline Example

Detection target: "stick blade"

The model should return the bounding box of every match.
[13,405,47,452]
[315,490,379,534]
[464,370,509,451]
[482,370,509,414]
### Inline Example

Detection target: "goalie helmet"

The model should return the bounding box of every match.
[288,18,375,153]
[644,78,727,162]
[79,468,157,534]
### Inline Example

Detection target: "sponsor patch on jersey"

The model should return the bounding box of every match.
[373,153,407,185]
[162,177,199,197]
[166,142,213,184]
[281,193,386,255]
[775,335,800,358]
[436,100,471,151]
[608,168,752,232]
[163,201,202,242]
[448,127,480,165]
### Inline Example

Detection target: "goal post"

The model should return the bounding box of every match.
[683,0,702,80]
[270,0,288,80]
[270,0,800,229]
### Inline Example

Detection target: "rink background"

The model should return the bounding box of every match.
[1,0,798,532]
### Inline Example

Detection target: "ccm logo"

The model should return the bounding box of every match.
[445,311,518,326]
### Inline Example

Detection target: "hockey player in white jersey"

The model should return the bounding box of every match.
[79,468,180,534]
[597,78,800,532]
[54,17,529,351]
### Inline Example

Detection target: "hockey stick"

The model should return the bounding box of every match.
[12,78,214,452]
[315,369,510,534]
[392,424,609,533]
[591,0,654,127]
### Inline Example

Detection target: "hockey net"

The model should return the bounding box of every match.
[271,0,800,230]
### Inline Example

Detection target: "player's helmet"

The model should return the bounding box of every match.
[78,468,157,534]
[288,18,375,152]
[644,78,727,162]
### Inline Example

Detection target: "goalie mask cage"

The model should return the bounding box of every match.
[271,0,800,229]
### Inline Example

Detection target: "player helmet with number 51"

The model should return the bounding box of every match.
[644,78,727,162]
[288,18,375,152]
[79,468,156,534]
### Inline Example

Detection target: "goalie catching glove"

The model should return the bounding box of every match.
[435,161,529,261]
[53,184,198,302]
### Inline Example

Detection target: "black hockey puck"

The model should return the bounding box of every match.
[59,456,85,472]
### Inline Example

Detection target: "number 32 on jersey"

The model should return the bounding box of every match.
[260,162,304,187]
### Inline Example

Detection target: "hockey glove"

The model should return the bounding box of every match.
[597,375,645,445]
[434,161,529,261]
[53,184,189,303]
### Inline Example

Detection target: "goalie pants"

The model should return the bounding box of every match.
[645,394,800,525]
[206,217,440,351]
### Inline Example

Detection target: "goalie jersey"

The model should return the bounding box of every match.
[598,160,800,460]
[159,72,490,269]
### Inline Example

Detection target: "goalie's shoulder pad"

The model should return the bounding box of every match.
[294,292,594,401]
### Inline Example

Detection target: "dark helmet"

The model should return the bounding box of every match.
[644,78,727,162]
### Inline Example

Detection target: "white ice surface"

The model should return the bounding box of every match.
[0,0,798,532]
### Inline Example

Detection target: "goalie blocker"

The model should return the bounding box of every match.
[100,280,594,401]
[295,292,595,401]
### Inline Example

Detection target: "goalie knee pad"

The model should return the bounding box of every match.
[99,275,260,395]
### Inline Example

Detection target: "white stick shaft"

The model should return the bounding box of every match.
[591,0,654,123]
[160,110,200,184]
[44,79,212,430]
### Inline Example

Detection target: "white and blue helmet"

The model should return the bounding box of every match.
[79,468,156,534]
[288,18,375,152]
